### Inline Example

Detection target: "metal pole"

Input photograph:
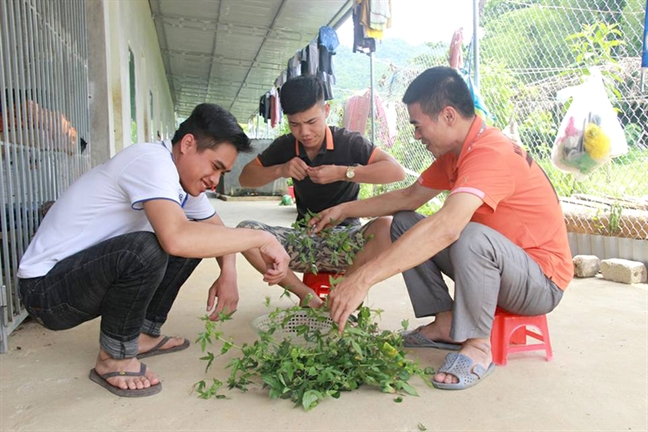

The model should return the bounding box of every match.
[472,0,480,89]
[641,0,647,92]
[369,51,375,143]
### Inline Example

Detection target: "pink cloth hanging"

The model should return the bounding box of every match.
[343,89,371,134]
[449,28,464,69]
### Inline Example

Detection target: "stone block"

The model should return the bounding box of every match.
[573,255,600,278]
[600,258,647,284]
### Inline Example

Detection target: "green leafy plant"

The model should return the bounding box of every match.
[593,201,623,236]
[285,210,372,274]
[194,300,434,410]
[565,22,625,99]
[194,209,431,410]
[606,201,623,235]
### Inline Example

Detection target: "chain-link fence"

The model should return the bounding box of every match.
[365,0,647,242]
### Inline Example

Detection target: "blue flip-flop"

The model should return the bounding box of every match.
[401,326,461,350]
[432,352,496,390]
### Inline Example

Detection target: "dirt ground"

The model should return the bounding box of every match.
[1,200,646,432]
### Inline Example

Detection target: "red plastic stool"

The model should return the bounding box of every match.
[490,308,553,366]
[302,272,343,299]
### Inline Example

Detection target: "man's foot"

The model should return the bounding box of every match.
[94,349,159,391]
[433,339,493,386]
[137,334,188,357]
[412,311,457,345]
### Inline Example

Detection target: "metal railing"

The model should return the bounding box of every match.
[0,0,90,352]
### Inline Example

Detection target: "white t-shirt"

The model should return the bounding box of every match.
[18,141,215,278]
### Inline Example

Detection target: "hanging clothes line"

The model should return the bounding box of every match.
[352,0,391,53]
[257,25,341,126]
[351,0,392,143]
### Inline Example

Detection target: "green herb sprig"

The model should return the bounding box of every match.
[194,300,434,410]
[285,210,372,274]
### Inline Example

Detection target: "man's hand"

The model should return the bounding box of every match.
[281,157,310,181]
[308,205,346,234]
[328,274,370,333]
[206,273,239,321]
[306,165,344,184]
[258,235,291,285]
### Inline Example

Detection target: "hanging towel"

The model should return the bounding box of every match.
[369,0,391,31]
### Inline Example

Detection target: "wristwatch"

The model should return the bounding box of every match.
[345,165,358,180]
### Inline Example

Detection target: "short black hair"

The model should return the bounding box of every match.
[171,103,252,153]
[402,67,475,119]
[279,76,325,115]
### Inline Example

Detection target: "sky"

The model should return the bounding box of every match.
[337,0,478,47]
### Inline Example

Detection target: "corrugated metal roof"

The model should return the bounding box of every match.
[149,0,353,122]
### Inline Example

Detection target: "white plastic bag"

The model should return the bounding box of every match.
[551,68,627,179]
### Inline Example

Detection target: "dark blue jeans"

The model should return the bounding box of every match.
[18,231,201,359]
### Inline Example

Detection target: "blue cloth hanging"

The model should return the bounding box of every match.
[318,26,340,54]
[459,69,494,123]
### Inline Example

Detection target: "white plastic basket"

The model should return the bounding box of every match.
[250,310,334,341]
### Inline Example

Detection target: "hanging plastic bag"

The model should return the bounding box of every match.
[551,68,627,179]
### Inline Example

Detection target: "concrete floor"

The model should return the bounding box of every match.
[1,199,647,432]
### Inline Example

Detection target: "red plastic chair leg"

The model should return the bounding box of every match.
[302,272,343,299]
[491,308,553,366]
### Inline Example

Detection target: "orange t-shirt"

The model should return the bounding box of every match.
[418,117,573,290]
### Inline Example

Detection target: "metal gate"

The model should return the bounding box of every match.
[0,0,90,352]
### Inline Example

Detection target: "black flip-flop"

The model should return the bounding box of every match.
[89,363,162,397]
[138,336,190,359]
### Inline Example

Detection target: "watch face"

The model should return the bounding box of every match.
[346,167,355,179]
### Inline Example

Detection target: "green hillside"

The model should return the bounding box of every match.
[332,38,433,100]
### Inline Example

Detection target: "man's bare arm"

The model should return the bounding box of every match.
[345,149,405,184]
[144,199,281,258]
[329,192,484,330]
[239,157,310,188]
[311,181,441,232]
[199,213,236,273]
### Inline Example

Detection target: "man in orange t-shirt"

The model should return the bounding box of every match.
[310,67,573,390]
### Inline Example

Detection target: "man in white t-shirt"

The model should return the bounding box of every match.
[17,103,290,397]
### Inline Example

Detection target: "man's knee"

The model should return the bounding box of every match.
[365,216,391,238]
[390,211,424,241]
[127,232,169,271]
[237,220,264,230]
[449,222,493,258]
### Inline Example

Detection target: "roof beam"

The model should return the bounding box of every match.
[205,1,222,107]
[228,0,289,114]
[149,0,177,107]
[163,48,281,71]
[151,11,305,42]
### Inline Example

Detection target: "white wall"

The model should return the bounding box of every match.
[101,0,174,155]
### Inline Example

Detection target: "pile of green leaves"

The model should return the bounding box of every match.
[194,300,434,410]
[285,210,372,274]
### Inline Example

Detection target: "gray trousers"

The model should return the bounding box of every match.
[390,211,564,341]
